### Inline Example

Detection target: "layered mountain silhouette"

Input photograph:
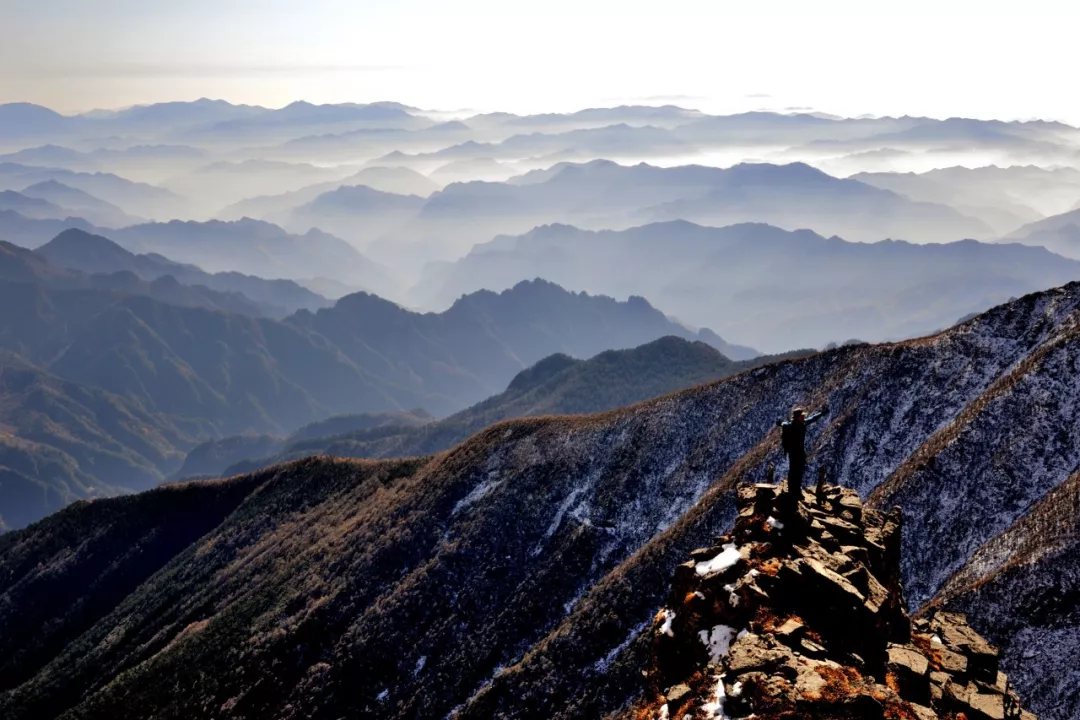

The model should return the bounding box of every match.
[0,252,752,529]
[162,159,358,209]
[190,336,808,479]
[1000,208,1080,260]
[286,185,427,248]
[0,210,99,248]
[0,238,274,317]
[0,283,1076,718]
[0,162,184,219]
[419,220,1080,352]
[216,167,440,224]
[107,218,388,289]
[18,180,141,227]
[0,213,395,294]
[375,161,992,266]
[37,229,329,316]
[853,165,1080,232]
[0,145,207,186]
[0,191,68,220]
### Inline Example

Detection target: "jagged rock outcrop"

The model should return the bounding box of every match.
[634,484,1036,720]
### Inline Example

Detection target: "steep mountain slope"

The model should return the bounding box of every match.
[1,283,1077,719]
[0,274,753,529]
[218,337,808,479]
[420,220,1080,352]
[931,470,1080,719]
[37,229,330,316]
[0,350,200,531]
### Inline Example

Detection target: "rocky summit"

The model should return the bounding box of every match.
[632,483,1036,720]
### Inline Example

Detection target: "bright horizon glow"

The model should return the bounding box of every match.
[3,0,1079,124]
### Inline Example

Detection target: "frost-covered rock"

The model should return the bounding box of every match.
[630,484,1037,720]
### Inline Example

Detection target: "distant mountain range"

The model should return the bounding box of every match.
[286,185,427,248]
[217,166,440,223]
[275,159,995,270]
[0,162,185,219]
[109,218,395,292]
[20,180,141,227]
[0,212,395,293]
[3,284,1079,718]
[161,159,360,210]
[0,191,67,220]
[0,238,283,317]
[415,220,1080,352]
[1001,207,1080,260]
[0,250,755,529]
[0,144,208,186]
[36,229,329,317]
[201,336,811,480]
[0,100,429,146]
[853,165,1080,233]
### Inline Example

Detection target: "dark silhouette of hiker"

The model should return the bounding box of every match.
[776,406,828,499]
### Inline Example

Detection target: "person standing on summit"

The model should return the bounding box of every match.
[776,406,828,499]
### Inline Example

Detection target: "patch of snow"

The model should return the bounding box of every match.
[695,544,741,576]
[698,624,739,664]
[932,634,943,645]
[376,689,389,702]
[414,656,426,676]
[723,583,740,607]
[700,673,732,719]
[749,568,761,577]
[736,629,749,641]
[546,487,585,538]
[659,609,676,637]
[694,591,706,600]
[730,681,744,698]
[656,703,670,720]
[452,474,502,515]
[593,618,651,674]
[766,516,785,531]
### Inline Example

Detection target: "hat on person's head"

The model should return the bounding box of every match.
[791,407,805,418]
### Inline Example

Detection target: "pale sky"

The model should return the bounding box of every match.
[1,0,1077,122]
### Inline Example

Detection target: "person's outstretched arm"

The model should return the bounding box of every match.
[806,406,829,425]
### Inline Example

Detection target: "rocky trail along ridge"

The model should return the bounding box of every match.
[633,483,1036,720]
